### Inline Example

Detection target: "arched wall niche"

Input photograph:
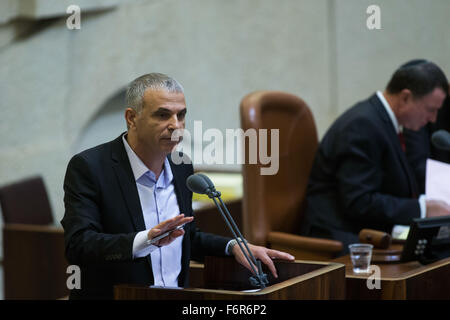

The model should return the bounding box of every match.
[72,87,127,155]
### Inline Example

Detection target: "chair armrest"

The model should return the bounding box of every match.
[4,223,64,234]
[268,231,343,253]
[3,223,69,299]
[359,228,391,249]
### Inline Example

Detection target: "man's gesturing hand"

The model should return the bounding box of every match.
[147,214,194,247]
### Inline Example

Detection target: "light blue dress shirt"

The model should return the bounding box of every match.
[122,134,183,287]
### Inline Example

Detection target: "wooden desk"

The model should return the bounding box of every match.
[333,255,450,299]
[3,223,69,299]
[115,256,346,300]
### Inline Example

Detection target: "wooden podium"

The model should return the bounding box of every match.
[114,256,345,300]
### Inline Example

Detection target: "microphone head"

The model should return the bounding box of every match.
[196,173,215,189]
[186,174,211,195]
[431,130,450,151]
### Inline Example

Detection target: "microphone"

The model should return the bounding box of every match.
[431,130,450,151]
[186,174,212,195]
[186,173,268,288]
[196,173,215,190]
[186,173,218,197]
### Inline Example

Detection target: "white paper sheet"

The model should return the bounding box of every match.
[426,159,450,204]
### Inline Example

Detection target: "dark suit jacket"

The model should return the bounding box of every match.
[61,134,230,299]
[302,94,421,251]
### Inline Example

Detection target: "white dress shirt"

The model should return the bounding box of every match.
[376,91,427,220]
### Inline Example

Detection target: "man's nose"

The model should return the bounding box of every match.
[168,114,182,130]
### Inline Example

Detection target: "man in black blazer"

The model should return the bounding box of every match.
[302,61,450,253]
[61,73,294,299]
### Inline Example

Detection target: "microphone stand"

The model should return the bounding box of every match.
[206,188,268,289]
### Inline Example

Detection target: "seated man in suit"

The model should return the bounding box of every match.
[301,60,450,253]
[61,73,294,299]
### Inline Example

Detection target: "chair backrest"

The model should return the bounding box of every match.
[240,91,318,246]
[0,176,53,225]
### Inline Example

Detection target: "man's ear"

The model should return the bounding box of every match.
[399,89,413,105]
[125,108,137,130]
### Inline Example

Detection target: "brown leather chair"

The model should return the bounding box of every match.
[240,91,343,261]
[0,175,53,225]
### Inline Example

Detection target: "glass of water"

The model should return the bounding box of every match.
[349,243,373,274]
